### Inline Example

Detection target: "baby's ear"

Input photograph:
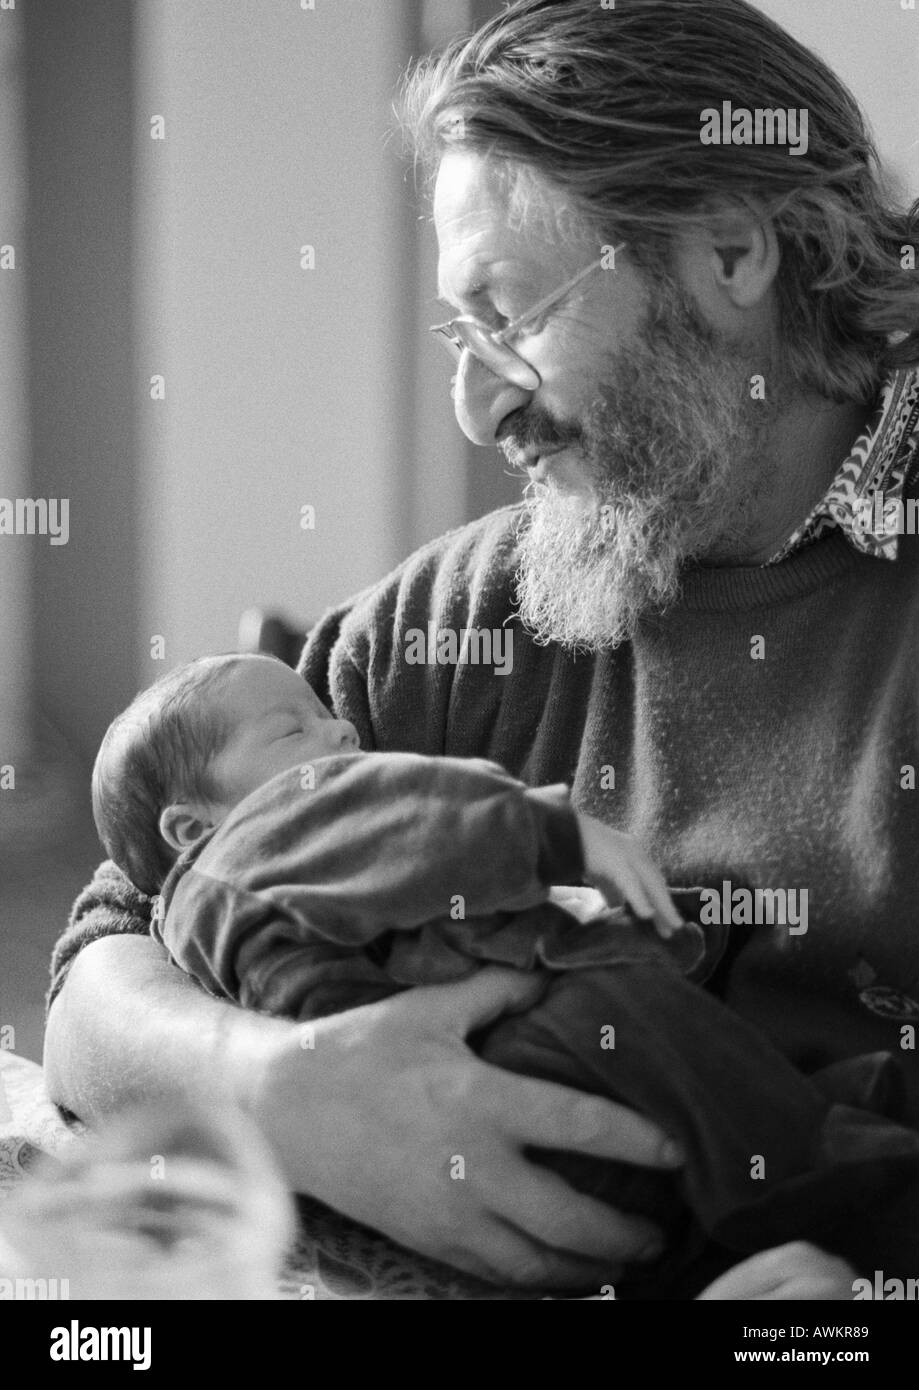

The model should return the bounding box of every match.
[158,802,215,852]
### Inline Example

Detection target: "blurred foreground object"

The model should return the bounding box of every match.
[238,607,308,670]
[0,1099,296,1299]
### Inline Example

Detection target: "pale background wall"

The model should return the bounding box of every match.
[134,0,459,688]
[756,0,919,190]
[0,10,29,759]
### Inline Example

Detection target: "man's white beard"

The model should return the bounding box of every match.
[515,483,688,653]
[513,285,776,652]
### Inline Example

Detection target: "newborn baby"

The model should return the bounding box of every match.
[92,653,919,1297]
[93,651,688,996]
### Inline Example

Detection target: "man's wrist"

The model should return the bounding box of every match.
[211,1000,298,1121]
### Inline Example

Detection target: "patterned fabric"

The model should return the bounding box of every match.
[280,1196,542,1301]
[0,1051,82,1200]
[769,367,919,564]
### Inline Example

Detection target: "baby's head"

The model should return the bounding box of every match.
[92,653,359,895]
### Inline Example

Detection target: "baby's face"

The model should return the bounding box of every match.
[205,659,360,813]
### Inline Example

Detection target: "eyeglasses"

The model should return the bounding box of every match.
[430,256,605,391]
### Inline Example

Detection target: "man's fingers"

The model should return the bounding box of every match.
[402,967,547,1036]
[440,1218,623,1291]
[487,1159,663,1268]
[502,1073,683,1168]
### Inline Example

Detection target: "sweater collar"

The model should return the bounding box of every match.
[767,366,919,564]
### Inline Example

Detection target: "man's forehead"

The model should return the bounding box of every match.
[433,151,551,297]
[433,150,511,225]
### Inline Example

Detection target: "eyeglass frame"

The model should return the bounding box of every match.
[429,254,611,391]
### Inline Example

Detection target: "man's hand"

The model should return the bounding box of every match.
[244,967,683,1288]
[46,939,680,1290]
[696,1243,857,1300]
[575,812,683,938]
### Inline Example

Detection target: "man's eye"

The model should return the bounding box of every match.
[514,312,548,339]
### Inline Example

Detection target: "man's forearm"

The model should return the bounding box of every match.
[43,934,291,1125]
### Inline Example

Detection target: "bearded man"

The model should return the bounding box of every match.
[45,0,919,1295]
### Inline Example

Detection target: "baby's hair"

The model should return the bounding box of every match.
[92,652,282,896]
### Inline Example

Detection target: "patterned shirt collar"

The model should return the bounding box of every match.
[768,366,919,564]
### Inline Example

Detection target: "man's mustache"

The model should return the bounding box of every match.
[496,408,582,469]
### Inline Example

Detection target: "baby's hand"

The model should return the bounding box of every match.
[574,813,683,939]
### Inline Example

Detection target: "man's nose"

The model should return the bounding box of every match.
[453,350,533,446]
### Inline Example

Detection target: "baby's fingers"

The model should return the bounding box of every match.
[603,834,682,936]
[576,814,682,937]
[629,850,684,937]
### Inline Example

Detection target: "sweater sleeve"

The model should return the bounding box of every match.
[48,860,155,1012]
[158,752,584,1008]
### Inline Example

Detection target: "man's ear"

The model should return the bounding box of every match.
[708,211,781,309]
[159,802,216,853]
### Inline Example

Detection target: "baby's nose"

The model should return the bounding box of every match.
[334,719,360,750]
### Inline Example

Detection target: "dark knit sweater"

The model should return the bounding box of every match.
[55,478,919,1123]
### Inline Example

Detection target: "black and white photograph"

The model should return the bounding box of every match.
[1,0,918,1354]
